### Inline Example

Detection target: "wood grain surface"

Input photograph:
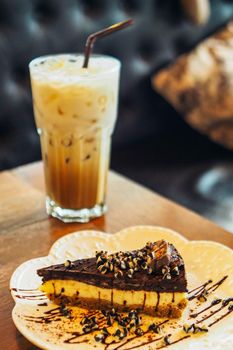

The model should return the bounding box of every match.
[0,162,232,350]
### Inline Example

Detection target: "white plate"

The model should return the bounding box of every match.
[10,226,233,350]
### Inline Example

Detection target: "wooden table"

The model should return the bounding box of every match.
[0,162,232,349]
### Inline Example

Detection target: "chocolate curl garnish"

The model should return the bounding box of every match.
[82,19,134,68]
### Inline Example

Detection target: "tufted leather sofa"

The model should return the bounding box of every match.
[0,0,233,228]
[0,0,233,169]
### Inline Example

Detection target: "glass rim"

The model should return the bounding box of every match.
[29,53,121,80]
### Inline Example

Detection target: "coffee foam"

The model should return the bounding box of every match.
[29,55,120,85]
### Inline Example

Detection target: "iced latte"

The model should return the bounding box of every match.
[29,54,120,222]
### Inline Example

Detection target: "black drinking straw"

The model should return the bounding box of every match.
[82,19,134,68]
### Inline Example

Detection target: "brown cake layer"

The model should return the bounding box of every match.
[37,241,187,293]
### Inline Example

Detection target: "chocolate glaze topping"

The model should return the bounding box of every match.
[37,240,187,292]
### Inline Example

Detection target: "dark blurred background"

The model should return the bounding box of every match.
[0,0,232,230]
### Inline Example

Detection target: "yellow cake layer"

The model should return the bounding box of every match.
[40,279,187,317]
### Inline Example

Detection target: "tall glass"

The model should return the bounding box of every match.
[29,54,120,222]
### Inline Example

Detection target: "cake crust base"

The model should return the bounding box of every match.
[48,294,187,318]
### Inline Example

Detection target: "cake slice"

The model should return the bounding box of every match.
[37,240,187,318]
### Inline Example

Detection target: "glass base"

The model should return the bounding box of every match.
[46,197,107,223]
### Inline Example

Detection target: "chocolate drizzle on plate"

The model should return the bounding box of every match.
[190,298,222,318]
[104,319,169,350]
[188,276,228,301]
[23,305,73,324]
[64,311,108,344]
[157,335,191,349]
[37,302,48,306]
[17,274,232,349]
[208,303,233,327]
[112,336,164,350]
[24,307,70,324]
[188,280,212,295]
[14,294,46,300]
[11,288,38,292]
[195,298,233,324]
[11,287,47,301]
